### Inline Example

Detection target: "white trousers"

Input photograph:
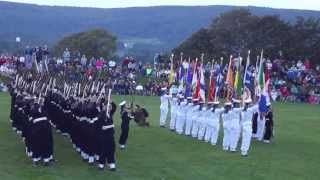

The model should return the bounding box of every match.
[210,125,220,145]
[223,127,231,150]
[175,115,186,134]
[197,121,206,140]
[185,116,193,136]
[204,125,212,142]
[229,126,241,151]
[241,124,253,154]
[160,107,168,126]
[169,110,177,130]
[191,119,199,138]
[257,117,266,141]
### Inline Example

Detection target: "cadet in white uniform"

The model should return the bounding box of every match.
[197,105,208,140]
[175,96,187,134]
[229,99,242,152]
[204,102,214,142]
[256,111,266,141]
[222,102,233,151]
[169,93,178,130]
[240,98,258,156]
[191,101,203,138]
[184,98,194,136]
[205,101,223,145]
[159,88,170,127]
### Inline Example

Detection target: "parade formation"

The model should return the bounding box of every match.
[8,70,149,171]
[1,1,320,179]
[6,49,274,172]
[159,51,274,156]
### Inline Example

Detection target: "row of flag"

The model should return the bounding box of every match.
[168,50,271,110]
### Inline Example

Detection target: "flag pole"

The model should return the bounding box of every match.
[106,88,112,118]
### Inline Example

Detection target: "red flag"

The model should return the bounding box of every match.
[192,78,200,101]
[208,75,215,103]
[207,62,215,103]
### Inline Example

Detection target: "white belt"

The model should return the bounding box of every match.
[79,117,87,121]
[63,109,71,113]
[102,125,114,130]
[89,117,98,124]
[33,117,47,123]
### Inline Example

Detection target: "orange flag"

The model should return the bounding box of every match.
[226,55,234,101]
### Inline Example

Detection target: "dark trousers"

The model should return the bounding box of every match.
[252,112,258,134]
[32,122,52,160]
[264,119,273,140]
[98,129,116,165]
[119,127,129,145]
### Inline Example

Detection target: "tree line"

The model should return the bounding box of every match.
[173,9,320,63]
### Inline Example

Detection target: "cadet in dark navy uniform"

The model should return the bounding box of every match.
[97,101,117,171]
[118,101,134,149]
[30,95,53,166]
[263,104,274,143]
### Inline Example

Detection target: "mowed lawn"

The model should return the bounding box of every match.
[0,92,319,180]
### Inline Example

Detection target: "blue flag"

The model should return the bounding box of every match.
[185,64,193,98]
[215,66,223,100]
[259,94,268,113]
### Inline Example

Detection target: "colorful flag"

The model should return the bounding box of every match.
[178,63,185,93]
[254,56,260,98]
[258,58,265,94]
[234,57,243,98]
[215,71,223,102]
[225,56,234,101]
[199,63,206,103]
[263,65,271,105]
[192,60,199,100]
[208,65,215,103]
[257,50,269,113]
[214,62,223,102]
[185,62,193,98]
[243,53,251,88]
[169,55,174,84]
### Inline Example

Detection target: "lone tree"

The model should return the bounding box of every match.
[54,29,117,59]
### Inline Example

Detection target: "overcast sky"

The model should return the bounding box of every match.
[2,0,320,10]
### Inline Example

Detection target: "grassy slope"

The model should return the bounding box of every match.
[0,92,319,180]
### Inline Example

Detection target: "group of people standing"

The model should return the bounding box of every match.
[7,73,143,171]
[159,88,273,156]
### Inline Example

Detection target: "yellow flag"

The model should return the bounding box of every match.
[169,54,174,84]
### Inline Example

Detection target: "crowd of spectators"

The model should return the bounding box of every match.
[0,47,319,104]
[267,59,320,104]
[0,47,168,95]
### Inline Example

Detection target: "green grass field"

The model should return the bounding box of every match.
[0,92,319,180]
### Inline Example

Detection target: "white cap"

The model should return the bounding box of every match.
[213,101,220,105]
[244,98,252,103]
[232,98,241,103]
[119,101,126,106]
[224,102,232,106]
